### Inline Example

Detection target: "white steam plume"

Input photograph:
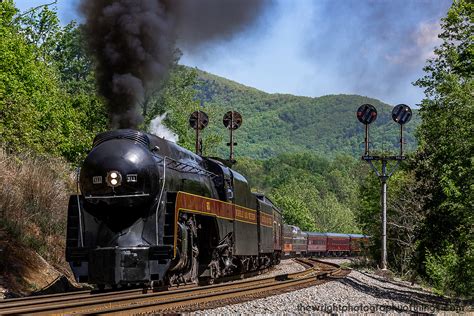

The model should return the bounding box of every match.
[149,113,178,143]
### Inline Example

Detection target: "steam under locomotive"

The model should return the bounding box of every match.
[66,129,283,288]
[66,129,368,289]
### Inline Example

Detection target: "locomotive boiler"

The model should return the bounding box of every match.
[66,129,283,289]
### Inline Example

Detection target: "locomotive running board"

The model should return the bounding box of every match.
[84,193,150,199]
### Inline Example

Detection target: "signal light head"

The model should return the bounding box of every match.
[356,104,378,125]
[392,104,412,125]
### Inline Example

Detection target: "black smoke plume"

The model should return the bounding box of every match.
[80,0,270,129]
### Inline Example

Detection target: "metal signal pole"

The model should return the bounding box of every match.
[229,114,235,162]
[362,155,399,270]
[189,110,209,156]
[223,111,242,165]
[195,111,200,154]
[381,160,388,269]
[357,103,412,270]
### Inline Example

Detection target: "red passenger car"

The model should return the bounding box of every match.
[306,232,327,256]
[325,233,350,256]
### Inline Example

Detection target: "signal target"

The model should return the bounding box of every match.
[392,104,412,125]
[223,111,243,130]
[189,111,209,130]
[356,104,378,125]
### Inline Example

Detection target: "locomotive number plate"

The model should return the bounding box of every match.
[127,174,138,183]
[93,176,102,184]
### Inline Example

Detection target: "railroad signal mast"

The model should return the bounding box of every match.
[189,110,209,155]
[223,111,243,165]
[356,103,412,271]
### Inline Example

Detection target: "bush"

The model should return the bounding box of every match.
[425,245,459,295]
[0,148,74,265]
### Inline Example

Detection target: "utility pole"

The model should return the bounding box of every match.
[357,103,412,270]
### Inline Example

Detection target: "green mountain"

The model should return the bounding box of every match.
[192,68,419,159]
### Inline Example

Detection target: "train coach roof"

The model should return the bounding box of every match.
[348,234,367,238]
[324,233,350,237]
[305,232,326,237]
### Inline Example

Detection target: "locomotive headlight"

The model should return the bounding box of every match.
[106,171,122,187]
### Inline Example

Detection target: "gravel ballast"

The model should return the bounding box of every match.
[203,259,470,314]
[244,259,306,281]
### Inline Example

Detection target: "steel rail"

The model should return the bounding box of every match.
[0,288,141,312]
[0,289,90,305]
[0,266,273,313]
[0,266,274,312]
[96,259,344,315]
[0,259,345,315]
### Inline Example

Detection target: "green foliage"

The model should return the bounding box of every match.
[412,0,473,298]
[271,181,317,231]
[143,64,223,155]
[17,5,60,61]
[235,153,361,233]
[52,22,95,92]
[424,243,473,297]
[0,1,107,163]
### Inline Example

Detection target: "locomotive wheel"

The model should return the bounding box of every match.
[170,215,200,285]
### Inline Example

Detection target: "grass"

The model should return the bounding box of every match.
[0,147,74,265]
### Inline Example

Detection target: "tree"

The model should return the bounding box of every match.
[235,152,361,233]
[52,22,95,92]
[0,1,106,163]
[17,5,60,62]
[270,178,317,232]
[144,63,223,155]
[413,0,473,297]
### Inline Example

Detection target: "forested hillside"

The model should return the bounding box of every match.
[193,69,420,159]
[234,153,363,233]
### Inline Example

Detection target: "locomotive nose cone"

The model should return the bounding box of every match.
[80,138,159,199]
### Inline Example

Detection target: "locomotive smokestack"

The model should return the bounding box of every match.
[80,0,270,129]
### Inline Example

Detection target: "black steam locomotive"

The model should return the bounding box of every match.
[66,129,283,288]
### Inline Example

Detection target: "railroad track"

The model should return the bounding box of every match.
[0,258,348,315]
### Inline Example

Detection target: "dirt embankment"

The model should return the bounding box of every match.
[0,229,80,298]
[0,149,84,298]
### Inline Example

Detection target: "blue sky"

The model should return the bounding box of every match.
[15,0,451,106]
